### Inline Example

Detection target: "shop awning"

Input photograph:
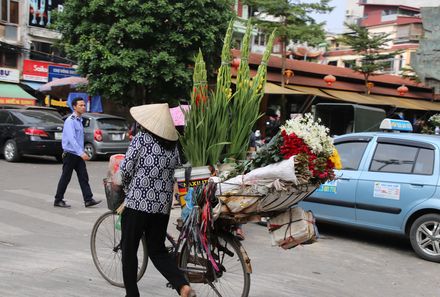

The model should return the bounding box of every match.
[416,100,440,111]
[320,89,391,106]
[264,82,305,94]
[231,79,304,95]
[285,85,335,99]
[369,94,429,111]
[0,83,36,106]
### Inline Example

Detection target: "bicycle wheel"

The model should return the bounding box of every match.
[90,211,148,287]
[179,234,251,297]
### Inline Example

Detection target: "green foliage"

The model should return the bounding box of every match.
[180,21,276,166]
[243,0,332,46]
[400,66,421,83]
[249,133,283,170]
[226,20,276,160]
[339,23,401,92]
[56,0,234,105]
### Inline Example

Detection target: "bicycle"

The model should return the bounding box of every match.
[90,209,251,297]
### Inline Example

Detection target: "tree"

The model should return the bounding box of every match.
[339,23,400,94]
[56,0,234,106]
[243,0,332,118]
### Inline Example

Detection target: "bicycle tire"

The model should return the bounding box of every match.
[179,233,251,297]
[90,211,148,287]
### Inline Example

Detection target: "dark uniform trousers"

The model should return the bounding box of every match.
[121,208,188,297]
[55,152,93,202]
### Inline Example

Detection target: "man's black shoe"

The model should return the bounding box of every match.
[54,200,71,208]
[85,199,102,208]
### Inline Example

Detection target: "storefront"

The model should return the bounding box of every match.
[0,67,36,106]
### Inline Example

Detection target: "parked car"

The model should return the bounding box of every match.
[79,113,130,160]
[300,119,440,262]
[0,109,64,162]
[0,105,63,119]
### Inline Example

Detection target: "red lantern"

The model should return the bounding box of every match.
[323,74,336,86]
[397,84,408,96]
[284,69,294,84]
[231,58,241,69]
[367,82,374,94]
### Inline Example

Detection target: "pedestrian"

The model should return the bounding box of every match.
[53,97,101,208]
[119,103,196,297]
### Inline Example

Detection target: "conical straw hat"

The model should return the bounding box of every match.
[130,103,178,141]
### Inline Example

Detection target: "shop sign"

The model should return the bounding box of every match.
[0,67,19,83]
[22,60,70,83]
[48,65,79,82]
[0,98,35,106]
[22,60,51,82]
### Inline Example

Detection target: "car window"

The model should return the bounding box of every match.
[83,118,91,128]
[370,143,434,175]
[12,111,64,125]
[97,118,128,130]
[413,148,434,175]
[0,111,9,123]
[335,141,369,170]
[27,109,61,118]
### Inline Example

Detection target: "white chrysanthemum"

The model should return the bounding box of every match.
[429,114,440,126]
[281,113,334,156]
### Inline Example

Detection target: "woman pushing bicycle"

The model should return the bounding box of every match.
[119,103,196,297]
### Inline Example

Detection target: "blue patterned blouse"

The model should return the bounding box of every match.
[119,131,180,214]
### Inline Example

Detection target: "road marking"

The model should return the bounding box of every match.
[0,222,30,237]
[4,189,54,203]
[0,201,91,231]
[3,189,105,213]
[67,188,106,199]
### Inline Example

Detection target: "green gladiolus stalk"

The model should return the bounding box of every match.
[226,22,276,160]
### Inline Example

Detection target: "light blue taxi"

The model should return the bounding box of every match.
[300,119,440,262]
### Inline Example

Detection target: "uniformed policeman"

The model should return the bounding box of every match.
[53,97,101,208]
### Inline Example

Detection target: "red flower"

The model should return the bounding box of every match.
[279,129,336,183]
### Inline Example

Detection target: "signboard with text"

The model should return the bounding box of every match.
[0,67,19,83]
[0,98,36,106]
[48,65,79,82]
[22,60,70,83]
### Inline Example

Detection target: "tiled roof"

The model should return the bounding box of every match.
[231,49,434,100]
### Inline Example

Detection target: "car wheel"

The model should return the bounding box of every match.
[84,143,97,161]
[3,139,21,162]
[409,213,440,263]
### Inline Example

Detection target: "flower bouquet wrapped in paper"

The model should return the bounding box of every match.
[216,113,342,217]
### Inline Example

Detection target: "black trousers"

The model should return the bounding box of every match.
[54,152,93,202]
[121,208,188,297]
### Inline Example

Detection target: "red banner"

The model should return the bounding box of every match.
[22,60,69,83]
[0,98,36,106]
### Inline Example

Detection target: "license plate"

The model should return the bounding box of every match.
[55,132,62,140]
[112,134,123,141]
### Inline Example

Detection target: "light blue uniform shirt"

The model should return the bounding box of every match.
[62,113,84,157]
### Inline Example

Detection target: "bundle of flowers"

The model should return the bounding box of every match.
[180,20,276,167]
[250,114,341,185]
[429,114,440,127]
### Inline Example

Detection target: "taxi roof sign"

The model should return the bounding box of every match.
[379,119,413,132]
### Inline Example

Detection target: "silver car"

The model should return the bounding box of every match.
[80,113,130,160]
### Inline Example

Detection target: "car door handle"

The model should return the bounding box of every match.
[338,177,350,181]
[410,184,424,188]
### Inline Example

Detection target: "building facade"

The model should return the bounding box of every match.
[345,0,440,28]
[0,0,75,101]
[327,3,426,75]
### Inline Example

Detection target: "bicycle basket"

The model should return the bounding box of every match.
[103,178,125,211]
